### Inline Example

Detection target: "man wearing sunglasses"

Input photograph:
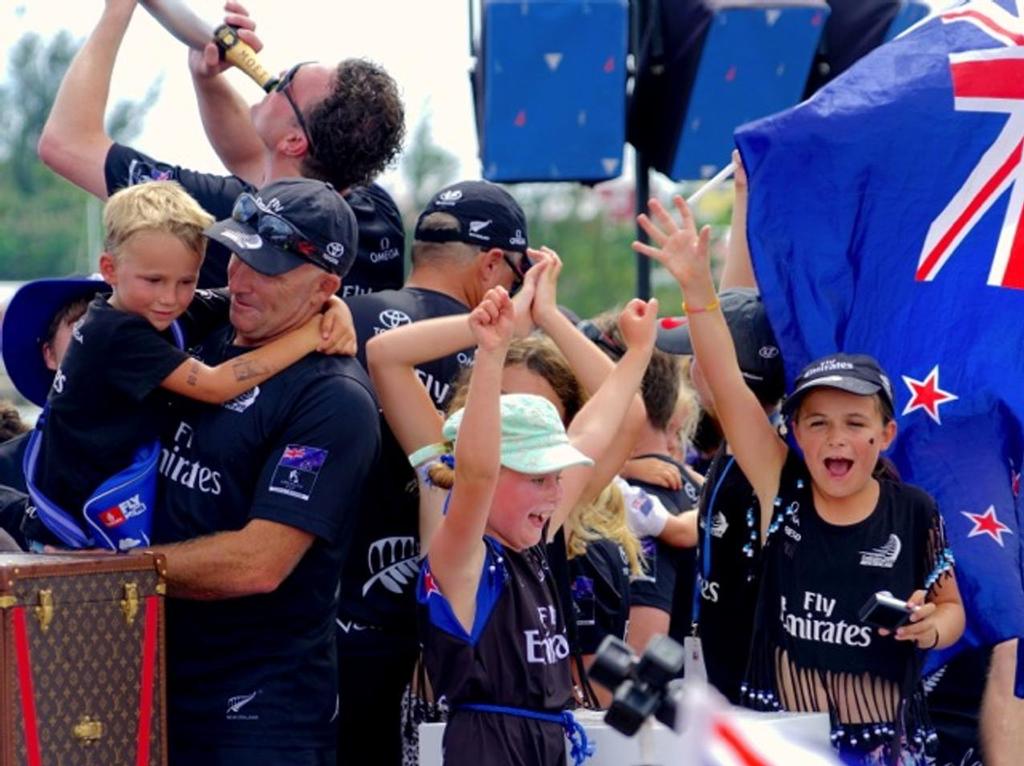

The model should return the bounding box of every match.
[142,178,381,766]
[39,0,406,295]
[337,179,532,764]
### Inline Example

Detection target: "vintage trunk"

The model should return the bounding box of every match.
[0,553,167,766]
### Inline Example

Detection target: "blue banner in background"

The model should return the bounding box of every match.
[735,0,1024,665]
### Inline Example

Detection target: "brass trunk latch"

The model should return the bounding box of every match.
[73,715,103,744]
[34,589,54,632]
[120,582,139,626]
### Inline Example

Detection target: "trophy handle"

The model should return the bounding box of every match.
[214,25,278,92]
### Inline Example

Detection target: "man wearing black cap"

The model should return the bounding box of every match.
[335,179,532,764]
[143,178,380,765]
[655,287,786,704]
[38,0,405,293]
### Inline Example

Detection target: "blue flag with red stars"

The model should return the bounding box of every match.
[735,0,1024,669]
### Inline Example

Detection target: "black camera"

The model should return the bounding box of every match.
[858,590,913,631]
[588,634,686,736]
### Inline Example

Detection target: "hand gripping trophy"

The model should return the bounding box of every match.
[139,0,279,91]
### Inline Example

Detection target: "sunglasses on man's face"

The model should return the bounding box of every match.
[276,61,316,150]
[232,193,330,270]
[502,252,533,294]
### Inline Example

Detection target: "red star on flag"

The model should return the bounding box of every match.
[961,505,1014,547]
[901,365,959,424]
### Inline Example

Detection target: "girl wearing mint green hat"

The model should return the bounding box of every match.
[371,284,657,765]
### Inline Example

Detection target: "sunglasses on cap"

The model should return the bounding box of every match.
[276,61,316,151]
[231,193,331,270]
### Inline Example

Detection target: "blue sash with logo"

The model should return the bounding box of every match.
[21,321,184,552]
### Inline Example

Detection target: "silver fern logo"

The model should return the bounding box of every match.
[226,690,260,719]
[362,536,420,596]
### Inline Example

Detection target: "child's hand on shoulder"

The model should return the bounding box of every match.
[317,296,357,356]
[618,297,659,353]
[632,196,713,293]
[470,286,515,353]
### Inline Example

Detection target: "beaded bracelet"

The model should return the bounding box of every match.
[682,298,720,315]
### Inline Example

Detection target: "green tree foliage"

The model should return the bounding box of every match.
[401,117,459,214]
[0,31,158,279]
[516,180,732,319]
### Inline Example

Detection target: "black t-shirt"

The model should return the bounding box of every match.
[336,288,473,651]
[627,455,699,623]
[155,323,380,749]
[745,452,953,759]
[0,432,29,494]
[569,538,631,655]
[104,143,405,292]
[32,296,194,518]
[419,539,571,766]
[693,444,762,704]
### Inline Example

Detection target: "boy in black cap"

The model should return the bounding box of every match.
[24,180,353,552]
[336,179,533,764]
[655,287,786,703]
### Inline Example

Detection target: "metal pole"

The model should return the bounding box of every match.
[632,0,651,300]
[635,151,651,300]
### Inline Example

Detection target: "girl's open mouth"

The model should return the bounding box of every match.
[824,457,853,478]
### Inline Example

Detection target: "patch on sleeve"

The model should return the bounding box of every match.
[268,444,328,501]
[127,158,176,186]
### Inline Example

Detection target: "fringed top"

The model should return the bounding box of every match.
[742,453,955,765]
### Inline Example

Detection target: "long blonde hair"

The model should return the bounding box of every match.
[564,482,644,577]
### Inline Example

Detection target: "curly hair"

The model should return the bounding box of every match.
[301,59,406,190]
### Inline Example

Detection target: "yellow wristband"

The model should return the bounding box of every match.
[682,298,720,315]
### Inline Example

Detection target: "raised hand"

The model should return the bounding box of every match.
[510,252,548,338]
[188,1,263,79]
[632,196,713,293]
[528,246,563,326]
[617,297,659,353]
[469,287,515,353]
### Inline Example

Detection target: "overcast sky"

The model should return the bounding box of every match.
[1,0,482,193]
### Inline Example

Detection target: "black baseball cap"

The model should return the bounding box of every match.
[205,178,359,277]
[414,180,529,253]
[1,276,110,407]
[656,288,784,402]
[781,353,895,419]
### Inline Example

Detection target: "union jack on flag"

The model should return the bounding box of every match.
[918,1,1024,288]
[736,0,1024,672]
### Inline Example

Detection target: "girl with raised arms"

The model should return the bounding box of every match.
[634,194,964,766]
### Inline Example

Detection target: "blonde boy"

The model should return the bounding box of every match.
[23,181,340,551]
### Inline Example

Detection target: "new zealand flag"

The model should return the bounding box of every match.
[735,0,1024,669]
